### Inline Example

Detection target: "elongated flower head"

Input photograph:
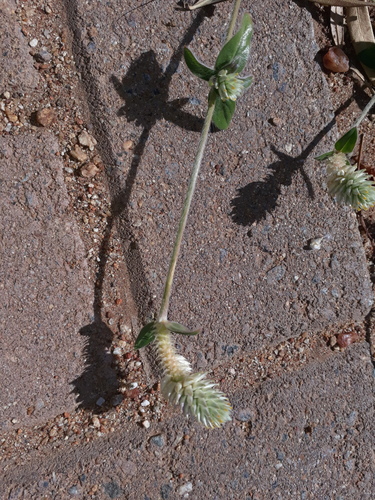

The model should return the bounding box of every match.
[161,372,232,429]
[155,322,231,428]
[326,152,375,211]
[209,70,245,102]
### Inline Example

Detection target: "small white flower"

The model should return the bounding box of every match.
[209,70,246,102]
[326,152,375,211]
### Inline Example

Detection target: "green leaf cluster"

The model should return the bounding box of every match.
[184,13,253,130]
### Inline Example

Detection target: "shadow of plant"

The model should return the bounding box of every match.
[230,145,315,227]
[65,0,209,409]
[230,96,355,228]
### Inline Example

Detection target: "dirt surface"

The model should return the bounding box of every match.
[1,0,375,498]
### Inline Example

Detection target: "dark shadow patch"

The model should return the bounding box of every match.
[230,96,355,228]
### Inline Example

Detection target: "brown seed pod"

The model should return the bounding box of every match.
[323,47,349,73]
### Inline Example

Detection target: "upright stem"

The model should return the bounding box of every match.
[158,103,215,321]
[158,0,243,321]
[226,0,242,41]
[354,92,375,129]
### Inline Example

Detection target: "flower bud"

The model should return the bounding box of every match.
[209,70,246,102]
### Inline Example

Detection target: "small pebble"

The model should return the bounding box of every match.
[141,399,150,407]
[142,420,150,429]
[113,347,122,355]
[92,417,100,428]
[45,5,52,14]
[323,47,349,73]
[123,140,134,151]
[78,130,97,150]
[269,116,283,126]
[35,50,52,63]
[68,485,79,496]
[80,163,99,178]
[129,382,138,389]
[69,145,88,162]
[178,482,193,496]
[149,434,165,447]
[309,237,324,251]
[3,91,11,99]
[96,397,105,406]
[36,108,56,127]
[29,38,38,48]
[337,331,359,348]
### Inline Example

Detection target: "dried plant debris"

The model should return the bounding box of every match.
[309,0,375,7]
[330,6,345,46]
[346,6,375,84]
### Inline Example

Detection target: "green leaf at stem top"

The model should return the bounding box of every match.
[184,48,216,81]
[334,127,358,154]
[134,321,157,349]
[164,321,201,336]
[215,13,253,74]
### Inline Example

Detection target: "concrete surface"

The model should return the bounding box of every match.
[67,0,372,364]
[0,132,93,429]
[0,0,39,94]
[1,0,374,498]
[2,343,374,499]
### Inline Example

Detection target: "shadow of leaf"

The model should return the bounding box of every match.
[111,50,204,132]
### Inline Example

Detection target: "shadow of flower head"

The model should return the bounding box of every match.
[230,146,315,227]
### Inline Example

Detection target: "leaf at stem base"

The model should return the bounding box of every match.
[134,322,157,349]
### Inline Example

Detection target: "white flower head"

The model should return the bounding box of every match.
[326,152,375,211]
[155,323,231,428]
[209,69,246,102]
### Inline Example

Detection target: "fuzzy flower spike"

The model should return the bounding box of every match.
[136,321,232,428]
[156,323,231,428]
[326,152,375,211]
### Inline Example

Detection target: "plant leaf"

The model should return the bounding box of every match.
[315,150,335,161]
[358,44,375,69]
[334,127,358,153]
[215,13,253,74]
[184,48,216,81]
[210,90,236,130]
[134,321,156,349]
[164,321,201,335]
[240,75,253,89]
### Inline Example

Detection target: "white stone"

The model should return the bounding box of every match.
[178,482,193,496]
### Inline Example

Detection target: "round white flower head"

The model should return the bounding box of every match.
[326,152,375,211]
[209,70,246,102]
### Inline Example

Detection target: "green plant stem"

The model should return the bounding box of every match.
[353,92,375,129]
[158,102,214,321]
[158,0,243,322]
[226,0,242,41]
